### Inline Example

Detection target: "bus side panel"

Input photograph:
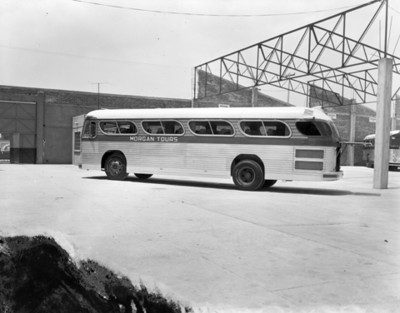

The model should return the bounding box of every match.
[124,142,295,178]
[124,142,338,181]
[81,141,103,170]
[292,146,341,181]
[81,141,341,181]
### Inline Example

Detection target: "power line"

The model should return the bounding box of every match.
[70,0,357,18]
[0,44,190,69]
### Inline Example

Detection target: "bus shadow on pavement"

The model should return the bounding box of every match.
[84,175,236,190]
[268,186,381,197]
[83,176,381,196]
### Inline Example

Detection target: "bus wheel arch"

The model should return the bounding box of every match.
[102,151,128,180]
[231,155,265,191]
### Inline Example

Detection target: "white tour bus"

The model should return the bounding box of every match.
[77,106,343,191]
[363,130,400,170]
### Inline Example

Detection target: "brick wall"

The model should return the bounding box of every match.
[194,70,291,107]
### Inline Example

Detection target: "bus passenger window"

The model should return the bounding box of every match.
[240,121,263,136]
[189,121,212,135]
[174,126,183,134]
[143,121,164,134]
[296,121,321,136]
[161,121,184,135]
[210,121,234,135]
[263,121,290,136]
[118,121,137,134]
[100,121,119,134]
[314,121,332,137]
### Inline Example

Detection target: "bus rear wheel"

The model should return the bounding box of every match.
[134,173,153,179]
[232,160,264,191]
[105,154,128,180]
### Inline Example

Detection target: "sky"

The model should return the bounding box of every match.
[1,0,400,106]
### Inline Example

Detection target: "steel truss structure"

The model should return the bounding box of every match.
[194,0,400,106]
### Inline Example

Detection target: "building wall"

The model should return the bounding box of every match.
[0,86,191,164]
[194,69,291,107]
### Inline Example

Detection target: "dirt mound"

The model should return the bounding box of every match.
[0,235,192,313]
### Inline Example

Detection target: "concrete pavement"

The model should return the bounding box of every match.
[1,164,399,312]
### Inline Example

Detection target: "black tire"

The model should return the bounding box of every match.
[134,173,153,179]
[105,154,128,180]
[263,180,277,188]
[232,160,264,191]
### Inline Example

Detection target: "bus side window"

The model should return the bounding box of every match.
[263,121,290,136]
[83,121,97,138]
[315,121,332,137]
[296,121,321,136]
[161,121,184,135]
[118,121,137,134]
[240,121,263,136]
[189,121,212,135]
[143,121,164,134]
[100,121,118,134]
[210,121,234,135]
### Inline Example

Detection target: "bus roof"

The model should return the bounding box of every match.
[364,130,400,140]
[85,106,333,121]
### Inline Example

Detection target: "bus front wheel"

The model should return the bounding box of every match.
[232,160,264,191]
[105,154,128,180]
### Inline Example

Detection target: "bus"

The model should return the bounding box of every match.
[77,106,343,191]
[363,130,400,170]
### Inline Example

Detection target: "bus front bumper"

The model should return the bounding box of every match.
[323,171,343,180]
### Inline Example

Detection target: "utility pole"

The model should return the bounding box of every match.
[91,82,108,109]
[251,87,258,107]
[97,83,100,109]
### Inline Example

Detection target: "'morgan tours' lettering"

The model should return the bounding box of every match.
[130,136,178,143]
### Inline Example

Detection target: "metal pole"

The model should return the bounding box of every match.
[349,103,356,166]
[384,0,388,57]
[373,0,391,189]
[373,58,393,189]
